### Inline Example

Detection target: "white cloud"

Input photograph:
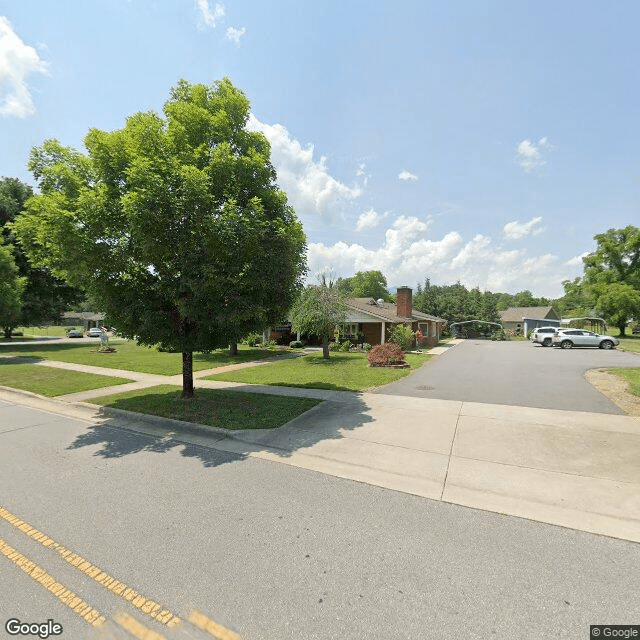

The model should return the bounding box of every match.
[196,0,225,28]
[307,216,581,297]
[398,170,418,181]
[226,26,246,43]
[0,16,48,118]
[516,137,550,172]
[247,114,362,224]
[565,252,588,267]
[503,216,544,240]
[356,208,386,231]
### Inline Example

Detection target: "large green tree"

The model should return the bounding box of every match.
[0,244,26,338]
[290,279,347,359]
[335,270,391,301]
[0,176,82,328]
[11,78,307,397]
[583,226,640,335]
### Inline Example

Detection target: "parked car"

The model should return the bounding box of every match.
[87,327,103,338]
[551,329,619,350]
[530,326,559,347]
[67,329,83,338]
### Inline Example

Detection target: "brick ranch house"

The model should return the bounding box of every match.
[268,287,446,347]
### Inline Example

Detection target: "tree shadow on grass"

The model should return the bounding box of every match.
[66,387,375,470]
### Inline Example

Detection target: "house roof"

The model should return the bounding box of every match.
[345,298,445,324]
[499,306,559,322]
[62,311,105,321]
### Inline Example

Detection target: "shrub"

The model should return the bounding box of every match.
[260,339,277,348]
[10,330,23,336]
[414,329,425,346]
[340,339,351,352]
[289,340,304,348]
[367,343,405,366]
[243,332,262,346]
[390,324,415,351]
[329,342,341,351]
[362,342,372,351]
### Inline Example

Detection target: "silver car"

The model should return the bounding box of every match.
[552,329,619,350]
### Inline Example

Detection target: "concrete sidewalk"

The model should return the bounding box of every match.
[1,382,639,544]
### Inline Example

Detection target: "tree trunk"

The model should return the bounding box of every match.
[181,350,195,399]
[618,322,626,338]
[3,326,11,339]
[322,336,330,360]
[229,342,238,356]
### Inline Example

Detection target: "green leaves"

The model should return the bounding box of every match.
[11,78,307,369]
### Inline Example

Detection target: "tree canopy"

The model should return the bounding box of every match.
[0,176,82,330]
[11,78,307,396]
[414,279,500,325]
[583,225,640,335]
[335,270,391,301]
[0,244,25,338]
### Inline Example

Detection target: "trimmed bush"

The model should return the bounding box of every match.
[340,339,351,352]
[329,342,341,352]
[367,343,406,366]
[289,340,304,348]
[362,342,372,351]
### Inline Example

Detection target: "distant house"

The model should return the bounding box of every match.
[266,287,445,347]
[499,306,560,335]
[342,287,445,347]
[62,311,105,330]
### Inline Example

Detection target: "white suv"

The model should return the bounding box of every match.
[530,326,559,347]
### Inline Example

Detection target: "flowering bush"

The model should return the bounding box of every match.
[367,343,405,366]
[414,329,425,345]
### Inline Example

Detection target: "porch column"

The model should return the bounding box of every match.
[296,331,301,341]
[381,322,386,344]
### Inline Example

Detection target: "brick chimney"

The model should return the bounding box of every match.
[396,286,412,318]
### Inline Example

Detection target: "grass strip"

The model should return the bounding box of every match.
[608,368,640,397]
[0,342,291,376]
[205,351,431,392]
[0,362,132,397]
[87,385,321,430]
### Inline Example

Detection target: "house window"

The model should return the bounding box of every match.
[419,323,429,337]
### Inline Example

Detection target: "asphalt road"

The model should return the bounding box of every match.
[376,339,640,413]
[1,400,639,639]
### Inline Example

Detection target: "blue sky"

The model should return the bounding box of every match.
[1,1,639,297]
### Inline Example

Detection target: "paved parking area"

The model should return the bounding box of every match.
[376,339,640,413]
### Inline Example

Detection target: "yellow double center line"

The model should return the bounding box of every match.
[0,506,180,627]
[0,505,242,639]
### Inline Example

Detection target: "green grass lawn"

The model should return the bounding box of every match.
[14,326,75,337]
[87,384,321,430]
[0,341,292,375]
[0,361,132,397]
[609,368,640,397]
[204,351,432,392]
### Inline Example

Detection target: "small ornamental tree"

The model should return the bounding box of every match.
[390,324,415,351]
[290,281,347,360]
[367,343,405,367]
[11,78,307,397]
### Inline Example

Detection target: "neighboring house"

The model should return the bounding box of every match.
[62,312,105,330]
[265,287,446,347]
[499,306,561,335]
[343,287,445,347]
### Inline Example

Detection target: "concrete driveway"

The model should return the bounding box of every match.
[376,339,640,413]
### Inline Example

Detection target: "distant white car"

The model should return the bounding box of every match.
[530,326,559,347]
[87,327,103,338]
[552,329,619,350]
[67,329,83,338]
